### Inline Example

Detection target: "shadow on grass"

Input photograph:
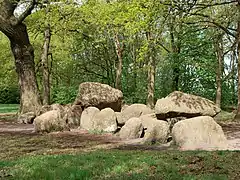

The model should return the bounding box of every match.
[1,150,238,180]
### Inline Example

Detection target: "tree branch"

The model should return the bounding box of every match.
[17,0,36,23]
[196,0,237,8]
[185,12,236,38]
[157,42,170,53]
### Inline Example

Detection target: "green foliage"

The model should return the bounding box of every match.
[0,0,235,108]
[51,86,78,104]
[0,33,18,95]
[0,86,20,104]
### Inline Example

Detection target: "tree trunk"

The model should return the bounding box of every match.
[0,0,42,115]
[132,43,138,103]
[234,0,240,119]
[170,26,180,91]
[146,32,155,109]
[215,37,223,108]
[114,33,123,90]
[231,50,236,106]
[41,25,51,105]
[9,23,42,114]
[235,19,240,120]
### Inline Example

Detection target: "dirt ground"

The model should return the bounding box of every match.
[1,114,240,160]
[219,122,240,149]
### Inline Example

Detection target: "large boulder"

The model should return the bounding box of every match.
[80,107,100,130]
[39,103,64,116]
[39,104,82,128]
[92,108,117,133]
[172,116,228,150]
[139,113,157,123]
[34,110,69,133]
[155,91,221,119]
[18,112,36,124]
[63,104,82,127]
[167,117,187,131]
[39,105,52,115]
[119,117,144,139]
[121,104,129,112]
[119,104,153,125]
[74,82,123,112]
[140,114,169,144]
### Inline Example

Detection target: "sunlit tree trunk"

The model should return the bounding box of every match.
[114,33,123,90]
[0,0,42,114]
[146,32,155,109]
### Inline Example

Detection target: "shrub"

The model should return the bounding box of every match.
[51,86,78,104]
[0,86,20,104]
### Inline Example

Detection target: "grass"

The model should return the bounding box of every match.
[0,150,240,180]
[0,104,19,113]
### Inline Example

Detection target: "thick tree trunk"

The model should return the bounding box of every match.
[41,25,51,105]
[0,7,42,114]
[215,37,223,108]
[146,32,155,109]
[9,23,42,114]
[234,0,240,119]
[235,19,240,120]
[114,33,123,90]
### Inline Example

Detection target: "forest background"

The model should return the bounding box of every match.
[0,0,239,114]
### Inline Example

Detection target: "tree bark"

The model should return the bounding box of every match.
[146,32,155,109]
[234,0,240,120]
[235,19,240,120]
[10,23,42,114]
[231,50,236,105]
[215,36,223,108]
[114,33,123,90]
[41,25,51,105]
[170,26,180,91]
[0,0,42,114]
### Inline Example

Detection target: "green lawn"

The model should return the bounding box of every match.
[0,104,19,113]
[0,150,240,180]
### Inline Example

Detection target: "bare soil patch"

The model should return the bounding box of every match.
[219,122,240,149]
